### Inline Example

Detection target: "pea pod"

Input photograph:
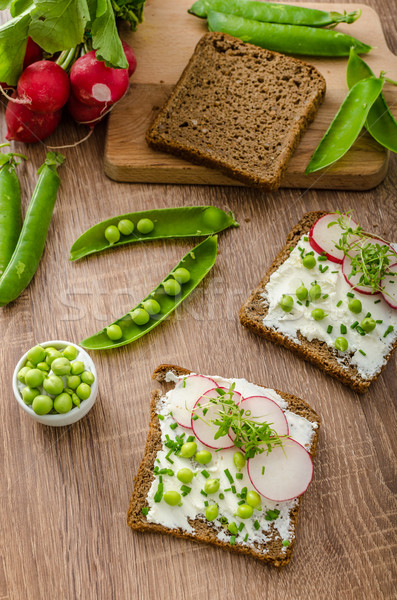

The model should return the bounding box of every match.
[347,49,397,153]
[0,152,65,307]
[0,144,27,277]
[190,0,361,27]
[305,76,384,174]
[207,11,371,56]
[80,236,218,350]
[70,206,238,261]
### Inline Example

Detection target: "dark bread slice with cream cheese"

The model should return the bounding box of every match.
[127,365,320,568]
[239,211,397,393]
[146,32,326,190]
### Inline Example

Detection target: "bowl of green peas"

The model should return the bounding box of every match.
[13,340,98,426]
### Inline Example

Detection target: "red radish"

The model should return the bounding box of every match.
[17,61,70,113]
[192,387,242,449]
[381,263,397,309]
[23,37,43,70]
[5,93,61,143]
[167,375,217,429]
[67,94,107,127]
[309,213,359,264]
[228,396,289,445]
[342,238,396,295]
[70,50,129,107]
[121,41,137,77]
[247,438,313,502]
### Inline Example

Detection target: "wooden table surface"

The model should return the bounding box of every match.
[0,2,396,599]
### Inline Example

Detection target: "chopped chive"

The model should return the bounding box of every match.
[224,488,231,492]
[351,321,358,329]
[298,246,303,252]
[327,325,333,334]
[318,255,327,261]
[219,516,228,524]
[224,469,234,484]
[244,533,249,542]
[240,487,247,499]
[253,520,260,530]
[187,435,195,443]
[192,414,198,421]
[158,414,164,420]
[265,509,280,521]
[200,490,207,497]
[297,300,302,306]
[282,540,290,547]
[231,485,236,494]
[170,422,178,430]
[356,326,365,336]
[358,349,366,356]
[204,500,209,507]
[289,246,294,251]
[374,299,381,304]
[154,481,164,503]
[347,292,355,298]
[307,251,314,255]
[305,300,310,307]
[376,320,383,324]
[235,473,243,480]
[165,450,174,464]
[142,506,149,516]
[303,236,309,241]
[340,324,347,334]
[180,485,191,495]
[365,312,371,318]
[201,470,210,478]
[230,536,236,545]
[336,300,343,307]
[237,500,245,506]
[331,270,339,274]
[219,493,225,500]
[202,407,208,416]
[238,522,245,532]
[322,294,329,299]
[261,466,265,475]
[384,325,394,338]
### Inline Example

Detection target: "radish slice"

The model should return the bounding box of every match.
[192,387,242,449]
[247,439,313,502]
[381,262,397,309]
[228,395,289,445]
[342,238,396,295]
[168,375,217,429]
[309,213,359,264]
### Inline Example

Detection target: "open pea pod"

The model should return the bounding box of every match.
[70,206,238,261]
[80,236,218,350]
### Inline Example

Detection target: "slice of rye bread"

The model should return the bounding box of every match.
[127,364,321,568]
[146,32,326,190]
[239,211,397,393]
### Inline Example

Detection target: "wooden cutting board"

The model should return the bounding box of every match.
[104,1,397,189]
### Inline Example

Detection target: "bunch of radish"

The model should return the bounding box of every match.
[4,40,137,144]
[168,375,314,503]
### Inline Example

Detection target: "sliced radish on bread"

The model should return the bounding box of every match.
[192,387,242,449]
[309,213,359,264]
[247,439,313,502]
[381,262,397,309]
[342,238,395,295]
[169,375,217,428]
[228,395,289,445]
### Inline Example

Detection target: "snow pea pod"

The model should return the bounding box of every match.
[70,206,238,261]
[0,144,26,276]
[305,76,384,174]
[190,0,361,27]
[0,152,65,307]
[80,236,218,350]
[207,11,371,56]
[346,48,397,153]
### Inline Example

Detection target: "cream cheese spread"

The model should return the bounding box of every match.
[262,236,397,379]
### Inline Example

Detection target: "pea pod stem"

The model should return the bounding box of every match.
[80,236,218,350]
[207,11,371,56]
[0,152,65,307]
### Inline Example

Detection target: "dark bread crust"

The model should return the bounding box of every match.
[239,211,397,393]
[127,365,321,568]
[146,33,326,190]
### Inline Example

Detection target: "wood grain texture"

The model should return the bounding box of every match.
[0,1,396,599]
[104,0,396,189]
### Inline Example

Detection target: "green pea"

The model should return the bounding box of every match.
[179,441,197,458]
[195,450,212,465]
[348,298,362,314]
[106,324,123,340]
[21,386,40,405]
[204,478,220,494]
[17,366,31,384]
[62,345,78,361]
[236,504,254,519]
[45,349,62,366]
[64,388,74,395]
[311,308,327,321]
[43,375,64,396]
[360,317,376,333]
[32,394,53,415]
[25,368,45,388]
[72,393,80,407]
[142,299,161,315]
[206,504,219,521]
[71,360,85,375]
[24,360,35,369]
[202,206,225,230]
[54,392,73,414]
[44,346,58,356]
[81,371,95,386]
[163,279,181,296]
[302,254,316,269]
[163,491,181,506]
[105,225,120,245]
[137,218,154,234]
[51,357,71,376]
[177,468,194,484]
[228,521,238,535]
[27,344,46,365]
[67,375,81,390]
[76,383,91,401]
[173,268,191,284]
[309,284,321,300]
[130,308,150,325]
[233,451,246,471]
[335,336,348,352]
[280,294,293,312]
[118,219,134,236]
[246,490,262,509]
[296,284,308,300]
[37,362,50,372]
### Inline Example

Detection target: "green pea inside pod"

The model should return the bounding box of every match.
[142,299,161,315]
[173,267,191,284]
[106,324,123,341]
[137,218,154,234]
[130,308,150,325]
[163,279,181,296]
[105,225,120,245]
[117,219,134,236]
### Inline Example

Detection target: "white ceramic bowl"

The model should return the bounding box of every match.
[13,340,98,426]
